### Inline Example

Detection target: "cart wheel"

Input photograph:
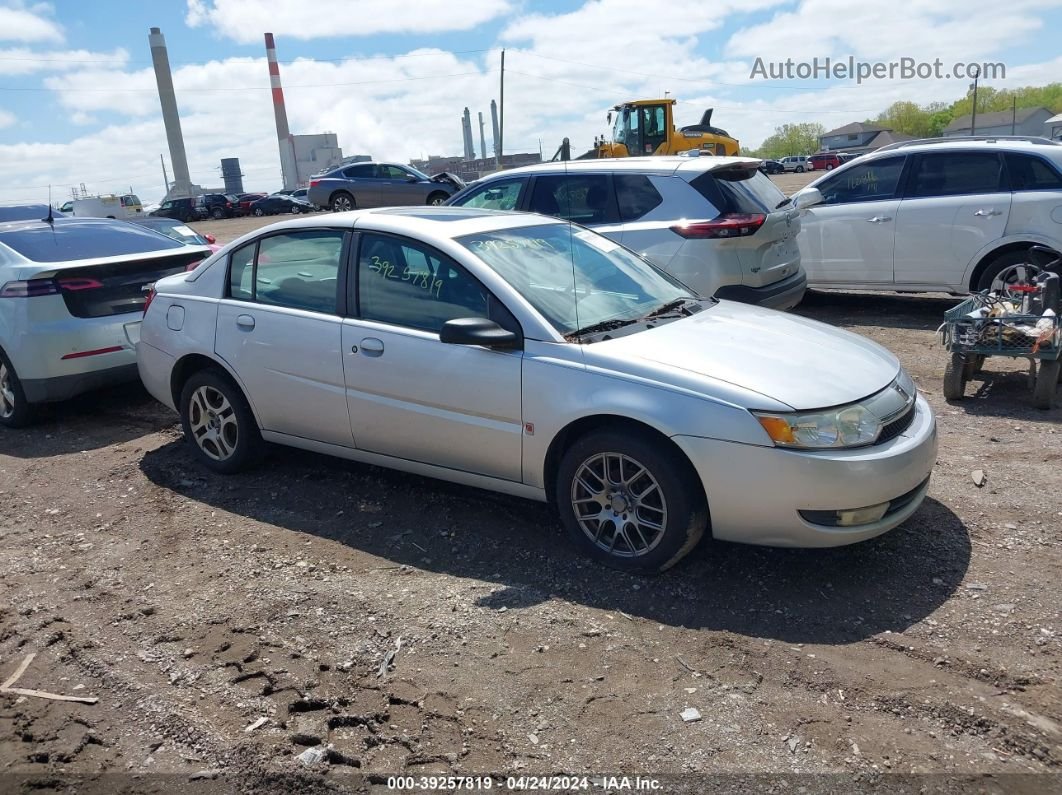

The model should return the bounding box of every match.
[943,353,967,400]
[1033,359,1060,410]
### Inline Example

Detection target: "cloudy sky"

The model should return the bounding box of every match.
[1,0,1060,204]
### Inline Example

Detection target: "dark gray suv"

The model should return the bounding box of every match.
[307,162,463,212]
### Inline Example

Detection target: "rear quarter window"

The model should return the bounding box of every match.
[691,168,785,214]
[615,174,663,221]
[1006,153,1062,190]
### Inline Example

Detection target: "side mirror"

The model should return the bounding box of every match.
[406,175,419,182]
[793,187,824,211]
[439,317,520,348]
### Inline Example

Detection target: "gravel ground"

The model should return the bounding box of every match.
[1,182,1060,793]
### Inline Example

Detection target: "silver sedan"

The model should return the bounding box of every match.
[137,208,937,573]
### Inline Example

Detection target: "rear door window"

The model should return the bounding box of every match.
[528,174,617,224]
[815,156,906,205]
[227,230,345,314]
[614,174,663,221]
[1005,153,1062,191]
[908,152,1005,197]
[452,178,527,211]
[342,164,375,179]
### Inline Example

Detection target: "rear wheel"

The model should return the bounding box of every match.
[211,207,224,220]
[253,207,265,217]
[179,369,263,474]
[976,249,1038,293]
[331,192,355,213]
[796,166,805,173]
[427,191,448,206]
[825,164,834,170]
[943,352,967,400]
[0,351,36,428]
[1033,359,1060,410]
[555,429,707,573]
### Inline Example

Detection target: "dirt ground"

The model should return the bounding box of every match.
[1,182,1061,793]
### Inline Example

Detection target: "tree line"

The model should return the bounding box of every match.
[745,82,1062,159]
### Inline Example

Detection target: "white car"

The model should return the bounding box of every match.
[780,155,809,173]
[137,208,936,573]
[0,217,210,427]
[794,137,1062,293]
[446,157,807,310]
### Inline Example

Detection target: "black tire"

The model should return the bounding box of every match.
[331,192,355,213]
[0,350,36,428]
[290,206,301,214]
[179,368,263,474]
[211,207,225,220]
[1033,359,1060,410]
[555,429,707,574]
[943,352,967,401]
[253,207,265,217]
[825,164,834,170]
[975,249,1036,292]
[426,191,448,206]
[796,166,805,173]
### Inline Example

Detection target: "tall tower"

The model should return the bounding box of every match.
[265,32,298,190]
[148,28,193,198]
[462,107,475,160]
[478,112,487,159]
[490,100,501,159]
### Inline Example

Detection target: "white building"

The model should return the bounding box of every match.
[292,133,345,186]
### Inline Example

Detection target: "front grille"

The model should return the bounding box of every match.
[877,406,915,444]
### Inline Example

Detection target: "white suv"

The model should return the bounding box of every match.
[794,137,1062,293]
[445,157,807,309]
[781,156,809,173]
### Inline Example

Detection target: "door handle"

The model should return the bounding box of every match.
[973,209,1002,217]
[359,337,384,356]
[235,314,255,330]
[866,216,892,223]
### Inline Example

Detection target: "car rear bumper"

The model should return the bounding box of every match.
[672,394,937,547]
[21,363,140,403]
[714,269,807,310]
[136,340,177,411]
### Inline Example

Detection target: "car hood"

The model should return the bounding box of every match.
[586,301,900,410]
[430,172,465,190]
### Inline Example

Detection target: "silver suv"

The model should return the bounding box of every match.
[781,156,809,173]
[445,157,807,309]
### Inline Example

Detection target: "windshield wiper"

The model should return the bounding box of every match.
[643,297,704,319]
[567,317,640,339]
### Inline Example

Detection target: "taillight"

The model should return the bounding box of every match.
[56,277,104,291]
[0,278,60,297]
[143,286,157,315]
[670,213,767,239]
[309,180,320,188]
[204,233,216,244]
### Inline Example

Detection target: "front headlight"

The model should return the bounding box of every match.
[754,402,883,449]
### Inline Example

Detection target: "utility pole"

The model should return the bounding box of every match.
[498,49,505,170]
[1011,96,1017,134]
[969,64,981,135]
[160,154,170,197]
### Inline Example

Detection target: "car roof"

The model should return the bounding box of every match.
[472,156,762,180]
[862,136,1062,161]
[238,206,567,240]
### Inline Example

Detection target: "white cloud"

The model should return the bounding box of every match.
[0,46,128,76]
[0,2,64,44]
[185,0,514,43]
[0,108,15,129]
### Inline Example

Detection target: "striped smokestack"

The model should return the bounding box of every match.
[265,32,298,190]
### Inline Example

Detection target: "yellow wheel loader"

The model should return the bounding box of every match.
[592,99,740,158]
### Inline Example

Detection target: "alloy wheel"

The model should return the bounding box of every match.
[0,363,15,419]
[570,452,668,558]
[429,195,445,205]
[187,385,239,461]
[333,195,353,212]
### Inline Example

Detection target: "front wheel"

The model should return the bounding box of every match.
[426,192,448,206]
[556,430,707,573]
[1033,359,1060,410]
[825,164,834,170]
[253,207,264,217]
[0,351,36,428]
[290,206,302,214]
[796,166,805,173]
[943,352,967,400]
[179,369,263,474]
[211,208,224,219]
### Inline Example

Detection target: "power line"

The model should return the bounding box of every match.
[0,48,492,68]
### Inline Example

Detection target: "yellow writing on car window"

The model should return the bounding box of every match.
[469,238,559,253]
[368,256,441,298]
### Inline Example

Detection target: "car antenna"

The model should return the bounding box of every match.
[43,185,55,226]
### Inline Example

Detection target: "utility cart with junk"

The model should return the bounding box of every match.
[940,246,1061,409]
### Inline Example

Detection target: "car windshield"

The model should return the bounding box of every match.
[406,166,431,181]
[457,223,695,337]
[0,220,186,262]
[137,221,208,246]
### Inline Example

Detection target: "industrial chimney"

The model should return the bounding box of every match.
[148,27,193,199]
[490,100,501,159]
[265,33,298,191]
[462,108,475,160]
[478,112,487,159]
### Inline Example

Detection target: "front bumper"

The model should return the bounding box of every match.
[672,394,937,547]
[714,269,807,311]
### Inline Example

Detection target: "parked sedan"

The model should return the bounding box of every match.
[248,194,315,216]
[131,216,221,253]
[137,208,936,573]
[307,162,463,212]
[0,217,211,426]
